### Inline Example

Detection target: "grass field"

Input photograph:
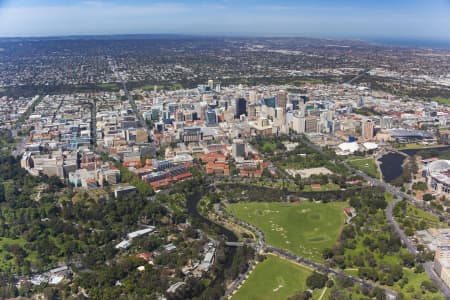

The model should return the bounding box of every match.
[232,255,317,300]
[228,201,347,262]
[406,203,448,228]
[395,143,445,150]
[432,97,450,106]
[136,83,183,91]
[96,83,120,91]
[389,268,444,300]
[347,158,380,179]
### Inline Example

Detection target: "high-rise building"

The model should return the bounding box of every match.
[235,98,247,119]
[205,109,217,126]
[247,103,257,121]
[232,140,246,158]
[249,90,258,104]
[263,97,276,108]
[277,90,288,111]
[292,111,305,133]
[305,116,319,133]
[362,120,375,140]
[381,116,393,129]
[357,96,364,108]
[207,79,214,89]
[175,110,184,122]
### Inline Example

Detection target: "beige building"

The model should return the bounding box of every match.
[362,120,375,140]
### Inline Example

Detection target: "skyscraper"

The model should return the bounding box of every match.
[362,120,375,140]
[235,98,247,119]
[277,90,288,111]
[249,90,258,104]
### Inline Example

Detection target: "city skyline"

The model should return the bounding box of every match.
[1,0,450,43]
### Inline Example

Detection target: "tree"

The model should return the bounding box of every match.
[421,280,438,293]
[306,271,328,289]
[287,291,312,300]
[423,193,433,202]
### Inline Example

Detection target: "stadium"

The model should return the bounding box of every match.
[426,160,450,195]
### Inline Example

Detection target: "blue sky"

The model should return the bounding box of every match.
[0,0,450,40]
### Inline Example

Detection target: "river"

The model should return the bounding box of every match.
[186,191,238,297]
[186,192,238,243]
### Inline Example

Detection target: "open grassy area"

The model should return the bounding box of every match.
[347,158,380,179]
[302,183,340,192]
[432,97,450,106]
[395,143,445,150]
[136,83,183,91]
[96,83,120,91]
[394,200,448,236]
[393,269,445,300]
[406,203,448,228]
[228,201,347,262]
[232,255,318,300]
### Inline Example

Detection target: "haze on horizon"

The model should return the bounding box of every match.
[0,0,450,42]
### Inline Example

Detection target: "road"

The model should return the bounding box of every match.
[110,59,145,128]
[302,135,450,297]
[344,68,371,85]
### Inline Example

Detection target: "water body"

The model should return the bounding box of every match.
[379,146,450,182]
[401,146,450,157]
[379,152,406,182]
[368,37,450,50]
[186,192,237,243]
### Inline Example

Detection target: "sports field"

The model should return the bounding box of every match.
[232,255,314,300]
[228,201,347,262]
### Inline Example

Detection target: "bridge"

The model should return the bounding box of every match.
[225,242,245,247]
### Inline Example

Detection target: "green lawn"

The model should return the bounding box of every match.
[228,201,347,262]
[406,203,448,229]
[392,269,444,300]
[136,83,183,91]
[432,97,450,106]
[395,143,444,150]
[96,83,120,91]
[347,158,380,179]
[232,255,316,300]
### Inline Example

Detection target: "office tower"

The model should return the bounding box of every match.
[292,111,306,133]
[232,140,246,158]
[263,97,276,108]
[357,96,364,108]
[249,90,258,104]
[175,110,184,122]
[362,119,375,140]
[305,116,319,133]
[235,98,247,119]
[381,116,393,129]
[206,109,217,126]
[277,90,288,110]
[207,79,214,89]
[247,103,257,121]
